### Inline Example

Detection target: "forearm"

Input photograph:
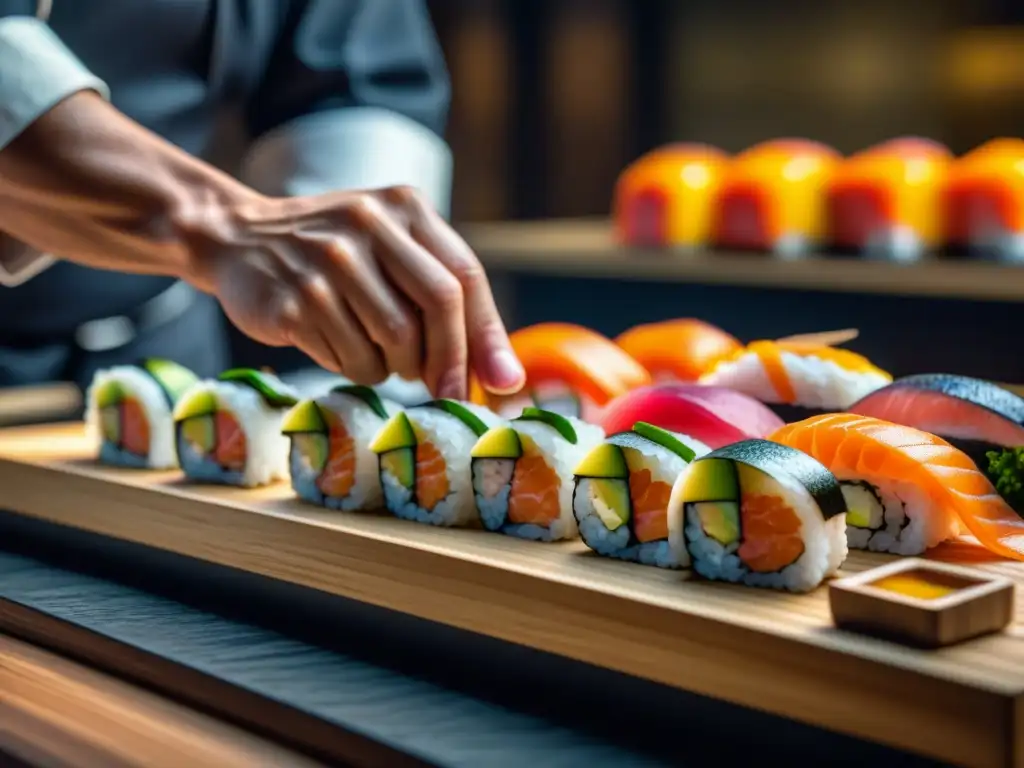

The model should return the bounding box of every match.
[0,91,260,288]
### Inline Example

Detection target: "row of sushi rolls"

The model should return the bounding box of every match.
[615,135,1024,262]
[85,319,1024,594]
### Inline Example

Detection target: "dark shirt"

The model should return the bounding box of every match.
[0,0,451,340]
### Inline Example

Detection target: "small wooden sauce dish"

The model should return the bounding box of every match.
[829,558,1015,648]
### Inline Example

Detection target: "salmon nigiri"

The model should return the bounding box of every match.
[471,323,652,422]
[699,330,892,413]
[770,413,1024,561]
[614,318,742,383]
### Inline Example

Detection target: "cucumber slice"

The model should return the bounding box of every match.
[515,406,578,444]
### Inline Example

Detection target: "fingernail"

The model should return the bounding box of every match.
[437,369,466,400]
[485,349,525,395]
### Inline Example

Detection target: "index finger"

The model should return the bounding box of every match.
[384,187,525,396]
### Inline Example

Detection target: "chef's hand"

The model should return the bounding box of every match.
[192,186,525,400]
[0,91,524,400]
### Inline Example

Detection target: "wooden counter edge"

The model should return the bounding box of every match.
[0,634,324,768]
[462,219,1024,302]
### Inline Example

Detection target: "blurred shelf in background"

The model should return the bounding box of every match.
[464,218,1024,302]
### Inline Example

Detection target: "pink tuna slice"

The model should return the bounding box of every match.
[600,384,785,449]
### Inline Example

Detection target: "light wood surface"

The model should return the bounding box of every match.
[829,558,1016,648]
[462,219,1024,302]
[0,424,1023,767]
[0,383,81,428]
[0,633,323,768]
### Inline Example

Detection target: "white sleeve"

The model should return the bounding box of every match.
[240,107,454,219]
[0,15,111,286]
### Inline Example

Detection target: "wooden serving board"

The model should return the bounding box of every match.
[0,424,1023,768]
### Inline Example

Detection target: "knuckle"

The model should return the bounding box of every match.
[428,275,463,313]
[378,309,415,347]
[347,195,388,228]
[382,184,419,206]
[451,257,486,289]
[295,270,334,305]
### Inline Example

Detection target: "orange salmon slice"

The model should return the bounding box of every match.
[508,453,561,526]
[415,440,450,512]
[629,469,672,543]
[214,410,247,471]
[317,420,356,498]
[737,492,805,573]
[120,397,151,457]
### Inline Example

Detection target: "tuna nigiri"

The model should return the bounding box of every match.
[600,383,784,450]
[613,143,729,248]
[771,413,1024,561]
[699,334,892,414]
[849,374,1024,513]
[471,323,652,422]
[614,318,742,383]
[712,139,841,258]
[827,138,951,262]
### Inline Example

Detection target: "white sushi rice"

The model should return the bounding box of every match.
[472,416,604,542]
[838,476,960,555]
[700,351,890,410]
[85,366,177,469]
[176,379,294,488]
[381,402,502,527]
[573,433,709,569]
[290,392,401,511]
[667,467,847,593]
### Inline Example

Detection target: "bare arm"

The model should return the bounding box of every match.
[0,90,255,290]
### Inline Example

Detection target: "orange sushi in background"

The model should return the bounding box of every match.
[615,318,742,383]
[712,139,842,258]
[471,322,652,422]
[612,143,729,248]
[942,138,1024,261]
[826,137,952,262]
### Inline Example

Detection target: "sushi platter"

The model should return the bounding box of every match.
[4,320,1024,767]
[613,135,1024,264]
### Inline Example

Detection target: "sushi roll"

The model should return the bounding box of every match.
[281,385,402,511]
[172,368,299,488]
[942,138,1024,262]
[698,338,892,414]
[573,421,710,568]
[612,143,729,248]
[470,408,604,541]
[369,399,502,526]
[471,322,651,422]
[849,374,1024,514]
[85,358,199,469]
[600,383,784,449]
[770,413,1024,561]
[827,139,951,262]
[712,139,841,258]
[614,318,742,383]
[667,439,849,592]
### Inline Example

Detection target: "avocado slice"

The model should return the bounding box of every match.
[515,407,578,444]
[678,457,740,503]
[139,358,199,404]
[173,389,218,423]
[423,399,490,437]
[217,368,298,409]
[179,414,215,453]
[293,432,330,473]
[691,500,741,545]
[331,384,390,420]
[94,380,124,409]
[574,443,629,479]
[99,405,120,444]
[370,412,417,454]
[632,421,696,463]
[380,447,415,489]
[281,399,329,435]
[471,425,522,459]
[589,477,631,531]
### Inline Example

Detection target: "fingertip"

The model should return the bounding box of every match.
[478,348,525,396]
